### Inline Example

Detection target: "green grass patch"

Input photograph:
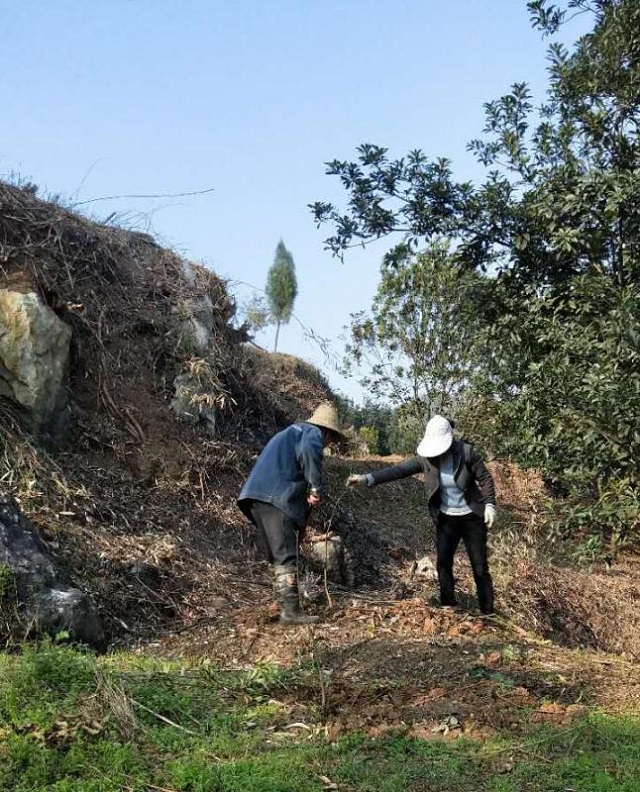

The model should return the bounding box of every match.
[0,643,639,791]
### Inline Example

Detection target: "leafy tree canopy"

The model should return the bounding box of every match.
[312,0,640,555]
[343,241,490,423]
[311,0,640,290]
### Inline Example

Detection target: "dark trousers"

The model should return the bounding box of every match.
[436,512,494,614]
[248,500,301,568]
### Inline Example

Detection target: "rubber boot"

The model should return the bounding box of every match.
[274,565,319,625]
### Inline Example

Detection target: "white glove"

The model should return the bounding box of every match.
[346,473,373,487]
[484,504,497,528]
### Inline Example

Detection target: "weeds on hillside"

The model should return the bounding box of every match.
[1,642,640,791]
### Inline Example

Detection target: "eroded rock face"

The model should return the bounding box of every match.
[0,491,104,648]
[0,290,72,438]
[177,261,215,355]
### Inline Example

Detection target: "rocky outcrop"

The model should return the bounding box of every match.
[176,261,216,355]
[170,372,218,435]
[0,491,104,648]
[0,289,71,439]
[182,295,215,355]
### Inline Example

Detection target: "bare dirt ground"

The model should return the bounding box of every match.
[176,599,640,738]
[151,569,640,742]
[136,455,640,743]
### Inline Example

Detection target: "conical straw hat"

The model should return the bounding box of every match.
[307,402,346,440]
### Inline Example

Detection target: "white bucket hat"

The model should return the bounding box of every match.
[417,415,453,458]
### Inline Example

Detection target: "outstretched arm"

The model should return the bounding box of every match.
[347,456,423,487]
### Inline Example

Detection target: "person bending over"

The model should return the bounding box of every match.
[238,403,346,625]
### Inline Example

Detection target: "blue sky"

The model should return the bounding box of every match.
[2,1,581,402]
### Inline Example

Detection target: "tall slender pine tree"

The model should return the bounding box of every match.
[265,240,298,352]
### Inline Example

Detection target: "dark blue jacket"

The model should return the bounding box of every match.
[238,422,324,526]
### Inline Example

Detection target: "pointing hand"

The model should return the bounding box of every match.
[346,474,370,488]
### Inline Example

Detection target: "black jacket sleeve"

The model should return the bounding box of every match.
[468,445,496,506]
[370,456,423,485]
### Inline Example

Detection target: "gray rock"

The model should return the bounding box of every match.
[180,259,199,287]
[172,296,215,356]
[415,555,438,580]
[170,372,218,435]
[185,295,215,355]
[309,535,355,587]
[0,491,104,648]
[174,263,215,355]
[32,588,105,648]
[0,290,71,438]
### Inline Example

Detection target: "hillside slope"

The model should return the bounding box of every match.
[2,183,640,787]
[0,181,333,641]
[1,180,639,669]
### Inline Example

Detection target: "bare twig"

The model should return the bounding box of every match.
[72,187,215,207]
[129,697,197,735]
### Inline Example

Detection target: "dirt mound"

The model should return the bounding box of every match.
[0,182,331,446]
[0,181,334,642]
[230,349,335,443]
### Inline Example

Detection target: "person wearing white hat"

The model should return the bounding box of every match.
[238,403,346,625]
[347,415,497,614]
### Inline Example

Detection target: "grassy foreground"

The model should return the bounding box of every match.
[1,642,639,792]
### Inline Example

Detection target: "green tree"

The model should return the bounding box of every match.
[266,240,298,352]
[311,1,640,289]
[335,394,398,455]
[459,272,640,556]
[312,0,640,551]
[241,295,270,336]
[344,241,490,425]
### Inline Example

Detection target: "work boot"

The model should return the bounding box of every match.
[274,565,319,625]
